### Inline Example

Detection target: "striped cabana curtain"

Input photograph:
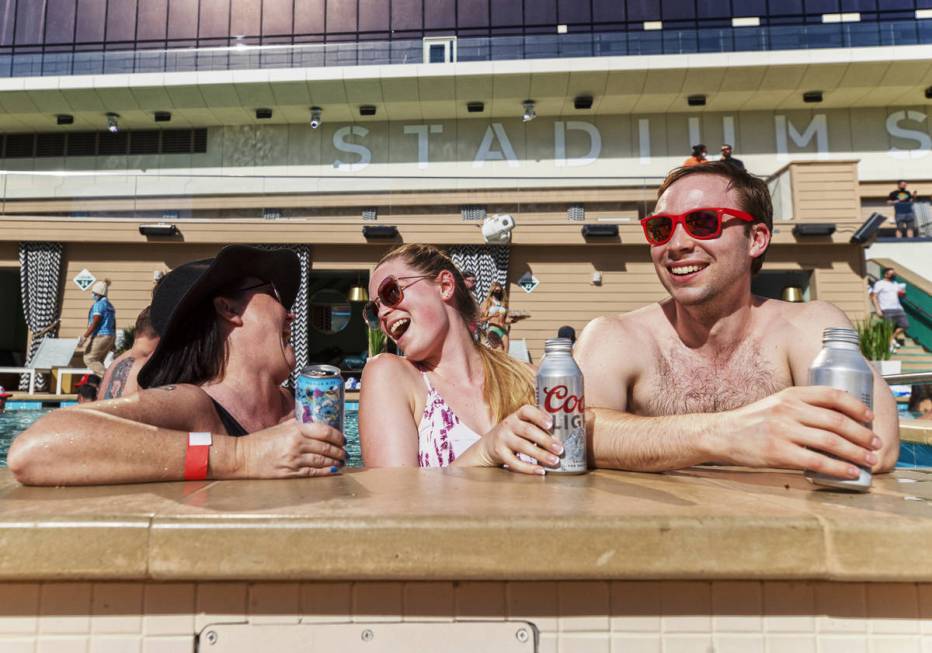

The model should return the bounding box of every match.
[448,245,511,304]
[255,244,310,387]
[19,242,64,391]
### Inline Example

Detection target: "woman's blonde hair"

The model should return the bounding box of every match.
[375,244,534,422]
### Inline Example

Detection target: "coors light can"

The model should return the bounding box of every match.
[805,327,873,492]
[537,337,587,474]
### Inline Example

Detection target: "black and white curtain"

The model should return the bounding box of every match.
[19,242,64,391]
[448,245,510,303]
[255,244,310,387]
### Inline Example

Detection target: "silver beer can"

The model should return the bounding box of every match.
[805,327,873,492]
[536,337,587,474]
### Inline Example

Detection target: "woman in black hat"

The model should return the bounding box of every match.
[9,245,346,485]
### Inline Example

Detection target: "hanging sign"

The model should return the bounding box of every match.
[517,272,539,294]
[73,268,96,291]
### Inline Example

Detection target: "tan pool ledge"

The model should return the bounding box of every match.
[2,466,931,583]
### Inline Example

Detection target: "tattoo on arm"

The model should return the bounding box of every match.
[102,357,135,399]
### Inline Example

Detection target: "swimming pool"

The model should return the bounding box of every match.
[0,404,363,469]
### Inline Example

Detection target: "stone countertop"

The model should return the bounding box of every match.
[1,466,931,583]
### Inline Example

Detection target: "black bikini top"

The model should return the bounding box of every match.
[210,397,248,437]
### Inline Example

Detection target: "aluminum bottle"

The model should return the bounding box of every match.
[536,337,587,474]
[805,327,873,492]
[295,364,345,433]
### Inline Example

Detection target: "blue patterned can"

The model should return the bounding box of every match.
[295,364,344,432]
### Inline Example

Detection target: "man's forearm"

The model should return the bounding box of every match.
[588,408,719,471]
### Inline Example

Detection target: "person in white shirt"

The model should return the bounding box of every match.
[870,267,910,348]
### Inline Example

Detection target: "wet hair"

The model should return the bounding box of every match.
[557,325,576,343]
[134,306,158,339]
[909,385,932,414]
[692,144,707,157]
[375,244,534,422]
[658,160,773,274]
[76,383,99,402]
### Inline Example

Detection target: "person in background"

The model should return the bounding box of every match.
[683,144,708,167]
[557,325,577,344]
[98,306,160,400]
[462,269,477,299]
[887,180,918,238]
[75,374,102,404]
[9,245,345,486]
[0,386,11,414]
[79,279,116,377]
[360,244,561,474]
[576,161,898,478]
[719,144,745,171]
[870,267,909,349]
[909,385,932,420]
[480,281,510,352]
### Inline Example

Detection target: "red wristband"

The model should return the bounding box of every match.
[184,432,212,481]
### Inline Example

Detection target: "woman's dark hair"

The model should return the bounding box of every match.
[141,286,240,388]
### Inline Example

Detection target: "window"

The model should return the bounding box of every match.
[423,36,457,63]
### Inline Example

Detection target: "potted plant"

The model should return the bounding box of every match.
[856,316,901,376]
[367,327,386,359]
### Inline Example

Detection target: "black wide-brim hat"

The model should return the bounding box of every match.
[138,245,300,389]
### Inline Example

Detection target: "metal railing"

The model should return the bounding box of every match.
[0,20,930,78]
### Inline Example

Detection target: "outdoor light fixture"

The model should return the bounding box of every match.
[153,111,171,122]
[581,224,619,238]
[362,225,398,239]
[522,100,536,122]
[359,105,377,117]
[803,90,823,103]
[56,114,74,125]
[106,113,120,133]
[467,101,485,113]
[573,95,593,110]
[255,108,273,119]
[687,94,706,106]
[347,284,369,302]
[850,213,886,245]
[792,223,836,237]
[309,106,322,129]
[925,86,932,99]
[138,223,179,237]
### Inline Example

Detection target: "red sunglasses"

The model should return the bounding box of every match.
[363,274,433,329]
[640,207,756,246]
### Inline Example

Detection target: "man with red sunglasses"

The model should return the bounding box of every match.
[575,161,898,480]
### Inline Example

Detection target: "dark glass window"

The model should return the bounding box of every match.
[4,134,35,158]
[592,0,626,22]
[731,0,766,16]
[74,0,105,43]
[137,0,168,41]
[106,0,138,42]
[427,41,445,61]
[804,0,840,13]
[627,0,661,22]
[36,133,65,157]
[229,0,259,36]
[391,0,422,31]
[98,131,128,155]
[263,0,293,35]
[45,0,77,44]
[358,0,390,33]
[326,0,357,33]
[66,132,96,155]
[130,130,160,154]
[769,0,804,15]
[294,0,324,34]
[841,0,877,10]
[198,0,230,39]
[0,0,15,46]
[425,0,454,30]
[15,0,46,45]
[161,129,192,153]
[458,0,489,29]
[662,0,696,20]
[167,0,198,39]
[491,0,523,28]
[193,128,207,152]
[558,0,591,24]
[525,0,556,26]
[697,0,732,18]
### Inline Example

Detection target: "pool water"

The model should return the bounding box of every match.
[0,407,363,469]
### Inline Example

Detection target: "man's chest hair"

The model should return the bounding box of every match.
[645,338,784,416]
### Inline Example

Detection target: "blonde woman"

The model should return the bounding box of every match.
[359,245,562,474]
[479,281,510,351]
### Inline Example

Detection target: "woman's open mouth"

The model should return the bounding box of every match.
[387,318,410,340]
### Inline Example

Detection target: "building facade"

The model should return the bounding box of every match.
[0,0,930,380]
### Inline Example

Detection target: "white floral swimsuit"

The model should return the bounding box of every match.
[417,373,482,467]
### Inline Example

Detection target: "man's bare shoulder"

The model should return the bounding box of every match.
[579,303,665,343]
[756,297,852,331]
[576,304,664,374]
